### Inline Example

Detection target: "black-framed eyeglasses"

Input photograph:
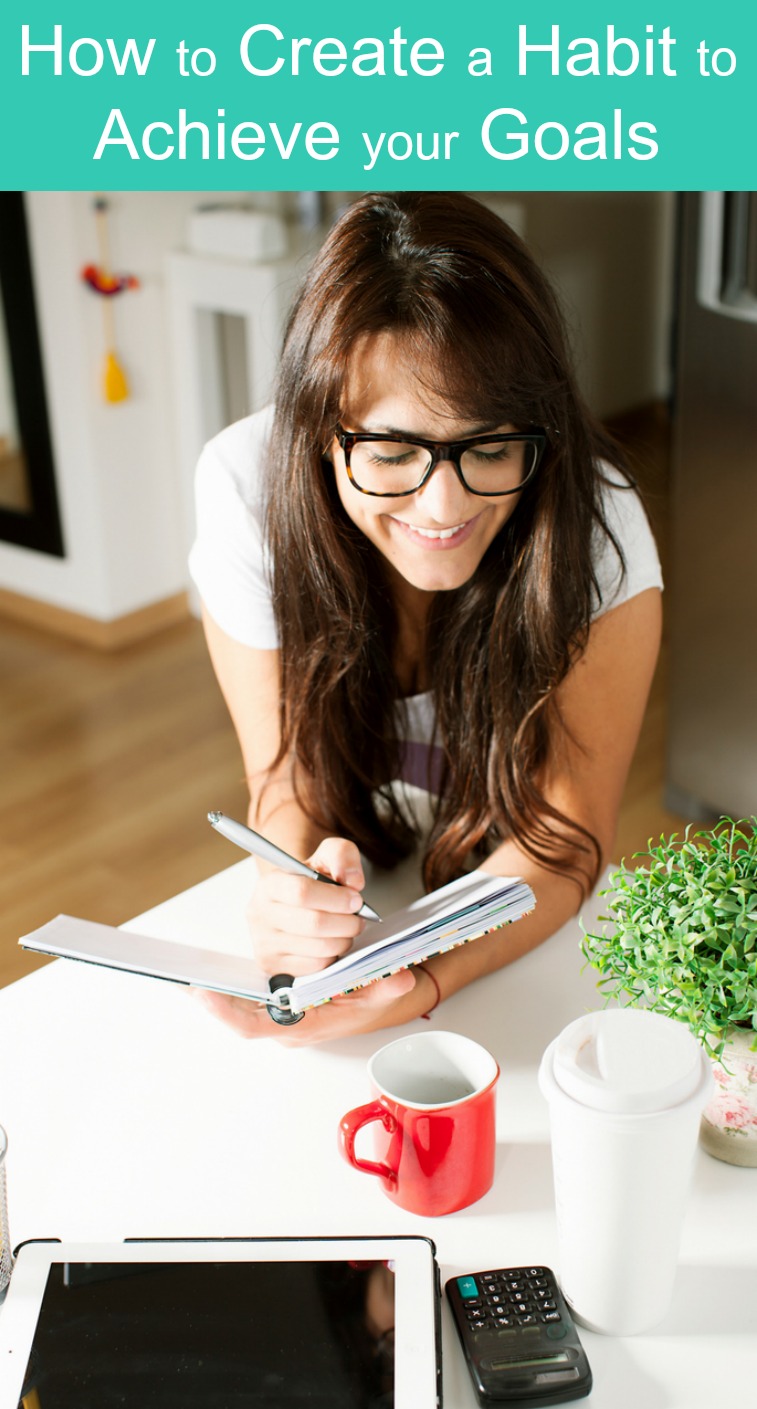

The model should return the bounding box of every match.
[336,424,549,498]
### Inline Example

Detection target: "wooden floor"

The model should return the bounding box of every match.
[0,406,694,989]
[0,616,250,987]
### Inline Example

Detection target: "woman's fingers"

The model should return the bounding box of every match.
[245,837,369,975]
[248,879,364,973]
[264,870,366,921]
[251,940,354,978]
[307,837,366,890]
[193,990,274,1038]
[194,967,418,1044]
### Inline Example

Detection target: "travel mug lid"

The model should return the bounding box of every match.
[551,1009,704,1114]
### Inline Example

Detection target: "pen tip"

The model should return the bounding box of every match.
[207,811,221,825]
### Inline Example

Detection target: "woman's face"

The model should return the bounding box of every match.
[331,334,523,601]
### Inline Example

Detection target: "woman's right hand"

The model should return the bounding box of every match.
[245,836,369,978]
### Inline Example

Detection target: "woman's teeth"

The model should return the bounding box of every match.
[408,523,465,539]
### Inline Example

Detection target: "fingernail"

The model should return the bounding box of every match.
[345,868,364,886]
[347,891,363,912]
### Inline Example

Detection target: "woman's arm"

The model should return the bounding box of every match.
[202,606,307,841]
[425,583,664,995]
[201,606,373,974]
[199,587,661,1044]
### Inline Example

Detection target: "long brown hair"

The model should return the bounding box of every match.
[264,193,627,894]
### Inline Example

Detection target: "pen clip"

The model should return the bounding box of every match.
[267,974,305,1026]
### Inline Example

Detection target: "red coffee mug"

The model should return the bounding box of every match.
[338,1030,499,1216]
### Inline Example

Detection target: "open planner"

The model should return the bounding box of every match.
[20,869,535,1018]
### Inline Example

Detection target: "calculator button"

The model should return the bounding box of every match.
[526,1268,544,1277]
[495,1316,515,1328]
[530,1276,549,1289]
[542,1311,562,1323]
[457,1276,479,1299]
[467,1309,486,1320]
[546,1323,569,1340]
[517,1314,537,1326]
[512,1303,530,1315]
[542,1300,557,1311]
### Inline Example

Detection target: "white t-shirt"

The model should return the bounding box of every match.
[189,408,663,792]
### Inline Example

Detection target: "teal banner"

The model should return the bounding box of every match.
[0,0,755,189]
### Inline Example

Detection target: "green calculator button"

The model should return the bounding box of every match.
[457,1276,479,1299]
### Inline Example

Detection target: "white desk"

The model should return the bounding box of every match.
[0,858,754,1405]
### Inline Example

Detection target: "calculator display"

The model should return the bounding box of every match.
[19,1260,395,1407]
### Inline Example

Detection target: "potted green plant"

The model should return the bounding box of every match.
[581,818,757,1167]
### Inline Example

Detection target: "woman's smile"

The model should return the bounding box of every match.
[387,512,483,549]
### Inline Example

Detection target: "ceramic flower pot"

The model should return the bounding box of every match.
[699,1025,757,1167]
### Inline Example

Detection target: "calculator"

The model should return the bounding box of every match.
[445,1265,592,1406]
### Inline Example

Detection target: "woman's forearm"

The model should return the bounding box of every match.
[247,763,330,864]
[421,849,586,1009]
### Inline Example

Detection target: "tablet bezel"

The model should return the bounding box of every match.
[0,1236,441,1407]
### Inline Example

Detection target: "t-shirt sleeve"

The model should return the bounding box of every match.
[188,409,279,649]
[591,471,664,618]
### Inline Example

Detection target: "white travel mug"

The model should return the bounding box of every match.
[539,1008,713,1336]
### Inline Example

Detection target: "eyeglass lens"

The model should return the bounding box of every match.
[347,437,539,495]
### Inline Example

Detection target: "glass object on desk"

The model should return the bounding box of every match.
[0,1126,11,1295]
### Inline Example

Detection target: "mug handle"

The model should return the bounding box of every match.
[338,1101,398,1184]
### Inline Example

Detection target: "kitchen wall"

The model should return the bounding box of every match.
[0,192,208,622]
[505,191,675,416]
[0,190,675,627]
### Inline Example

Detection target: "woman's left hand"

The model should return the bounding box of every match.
[192,966,422,1045]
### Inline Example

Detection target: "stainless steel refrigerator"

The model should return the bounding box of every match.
[666,192,757,819]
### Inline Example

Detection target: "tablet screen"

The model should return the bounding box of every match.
[19,1259,396,1407]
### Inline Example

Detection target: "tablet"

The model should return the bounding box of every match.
[0,1237,441,1408]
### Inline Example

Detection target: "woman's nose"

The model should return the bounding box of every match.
[414,459,470,521]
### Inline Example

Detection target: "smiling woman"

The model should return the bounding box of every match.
[188,192,663,1044]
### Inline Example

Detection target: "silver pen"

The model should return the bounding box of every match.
[207,812,381,922]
